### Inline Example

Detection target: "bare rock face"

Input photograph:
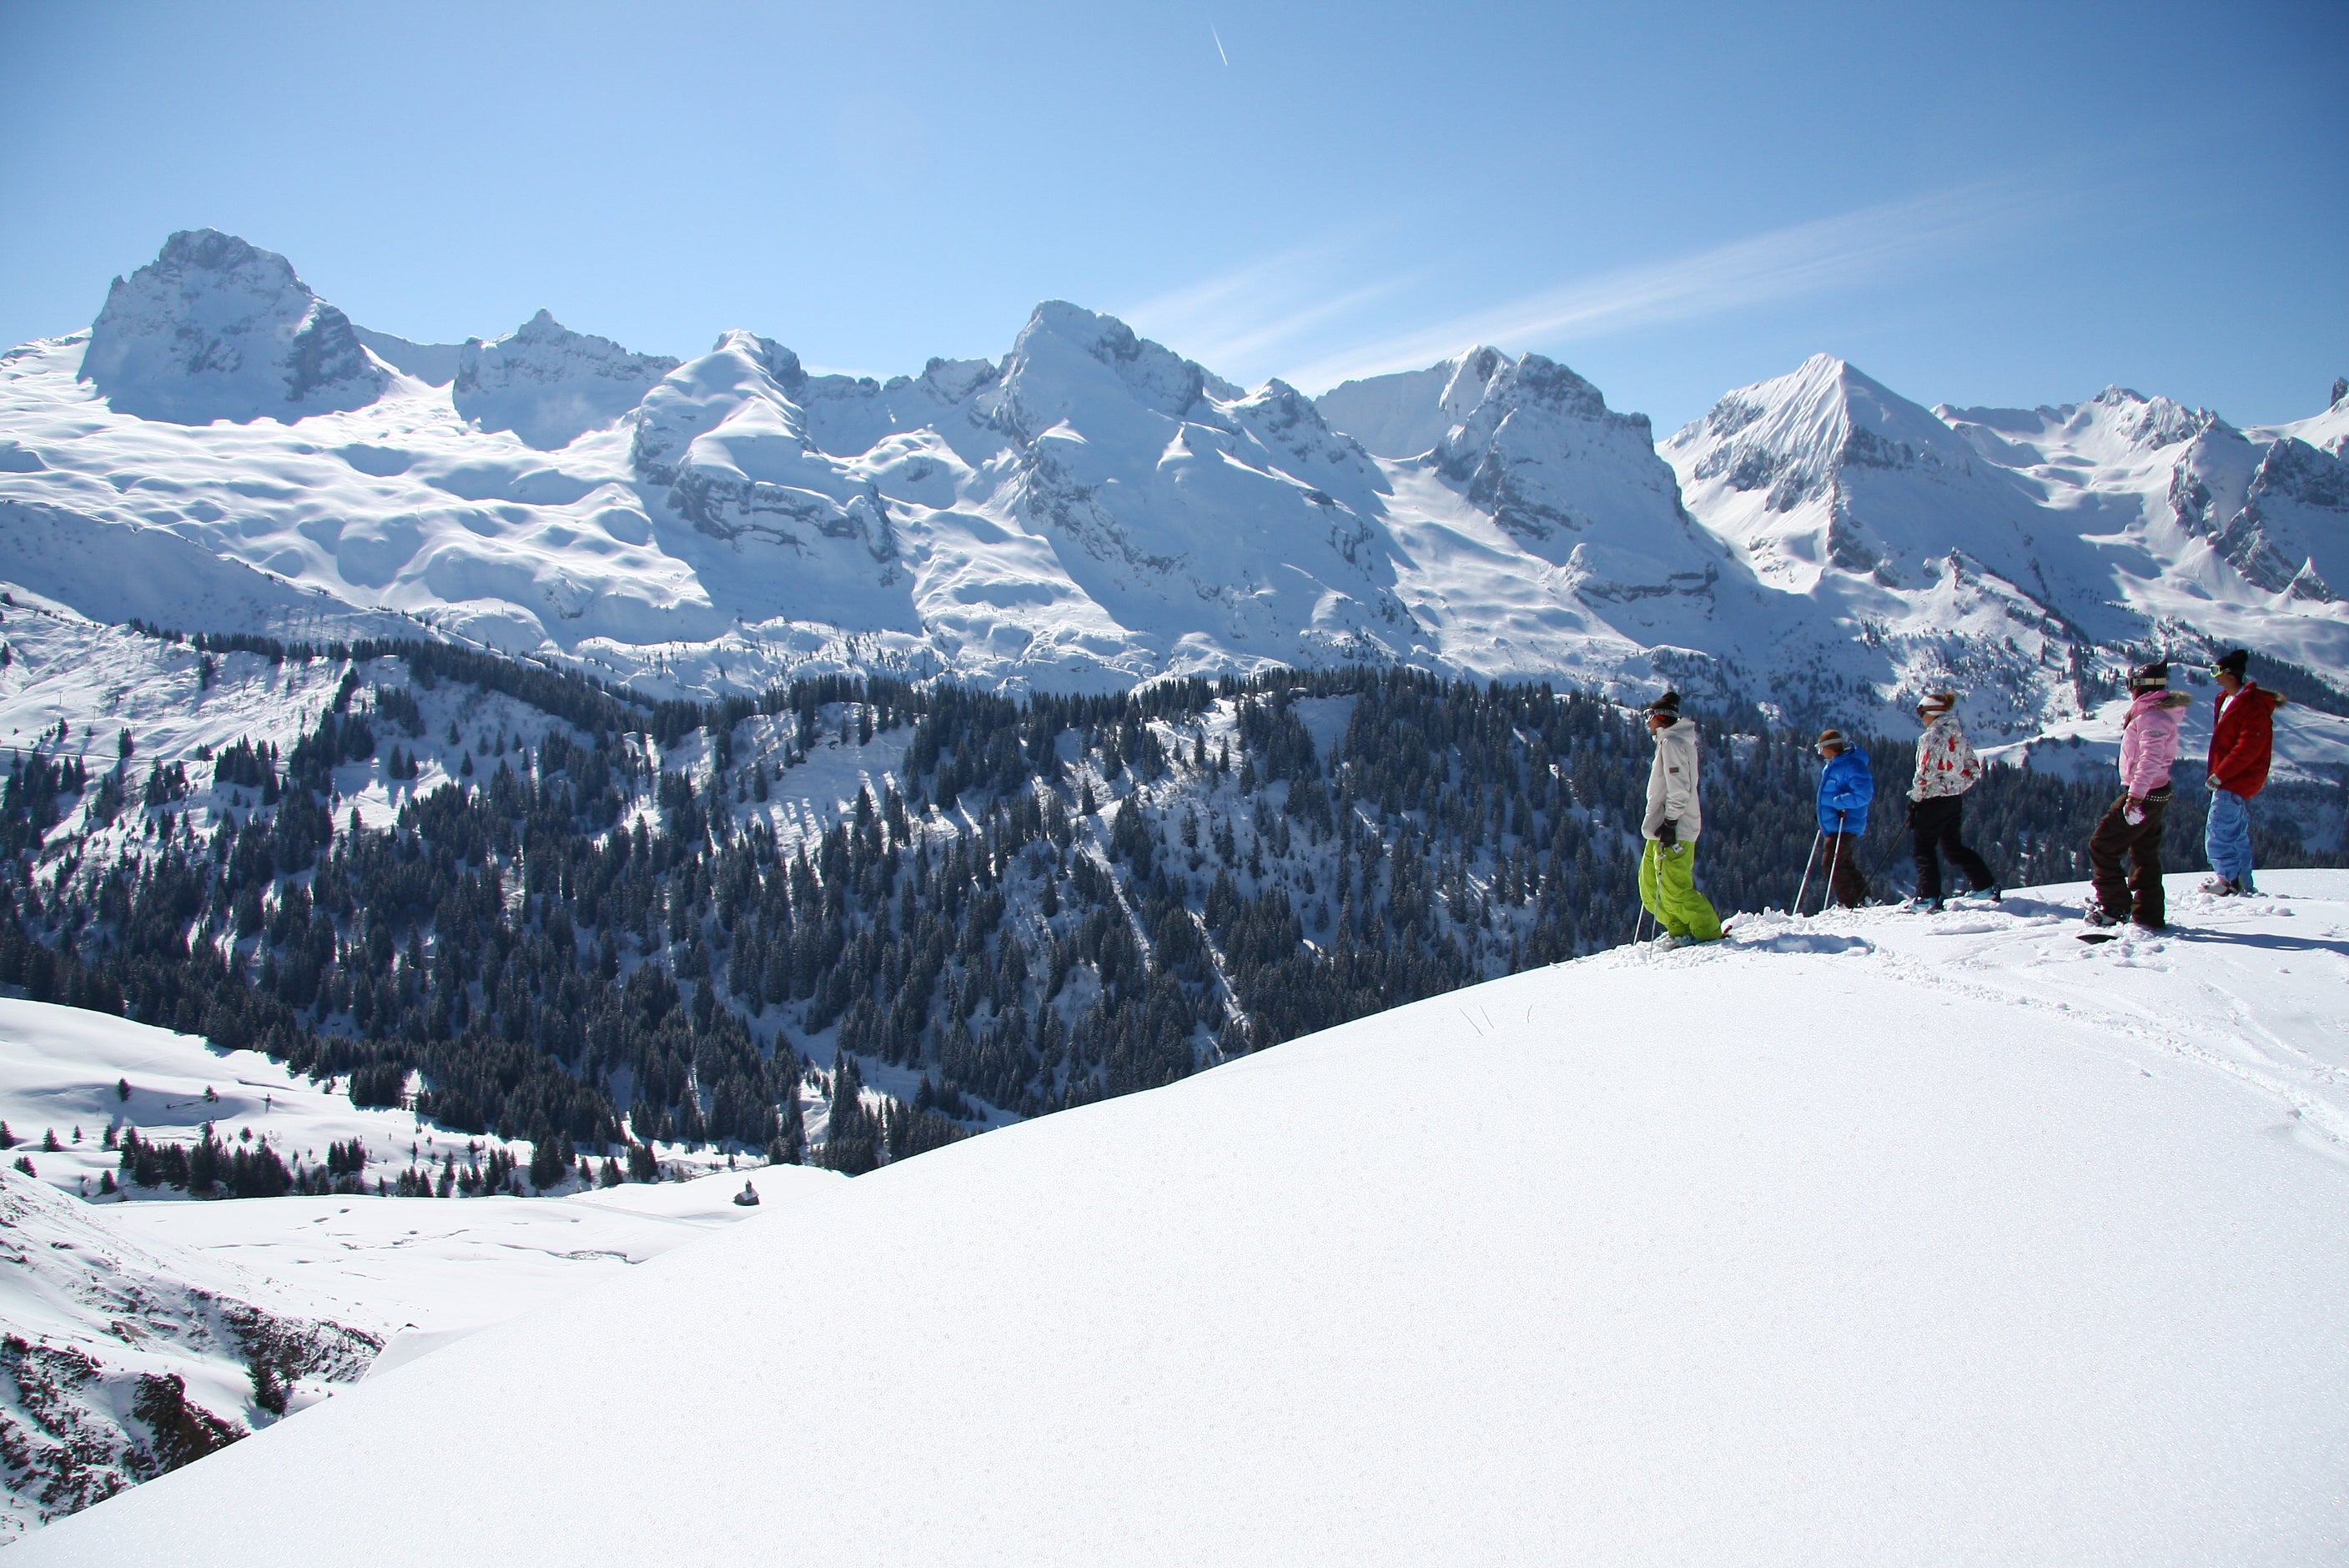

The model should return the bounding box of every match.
[78,230,388,425]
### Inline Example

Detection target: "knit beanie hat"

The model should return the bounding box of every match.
[1815,727,1847,755]
[1645,691,1682,725]
[1916,691,1955,716]
[2214,649,2248,680]
[2130,661,2170,692]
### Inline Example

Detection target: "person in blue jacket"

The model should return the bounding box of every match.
[1808,728,1874,908]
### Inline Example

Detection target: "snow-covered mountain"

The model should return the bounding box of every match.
[3,230,2345,740]
[77,231,389,425]
[453,309,680,450]
[2259,376,2349,460]
[19,875,2349,1563]
[1666,358,2349,735]
[1314,344,1512,460]
[0,236,1738,701]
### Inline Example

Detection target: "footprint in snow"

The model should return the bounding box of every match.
[1735,930,1874,956]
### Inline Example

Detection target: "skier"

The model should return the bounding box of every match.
[1806,729,1873,909]
[2201,648,2284,896]
[1904,692,2000,912]
[1637,691,1722,947]
[2085,661,2191,932]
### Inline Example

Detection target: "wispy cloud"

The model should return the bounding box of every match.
[1118,241,1424,379]
[1280,182,2050,393]
[1119,183,2048,395]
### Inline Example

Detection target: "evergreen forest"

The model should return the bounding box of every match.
[3,631,2336,1197]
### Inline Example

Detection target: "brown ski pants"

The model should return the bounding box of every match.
[2088,790,2169,928]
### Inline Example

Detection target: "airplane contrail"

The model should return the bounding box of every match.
[1210,21,1230,66]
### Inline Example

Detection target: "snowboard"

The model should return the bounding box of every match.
[2079,926,2171,942]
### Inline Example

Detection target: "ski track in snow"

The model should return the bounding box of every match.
[1622,872,2349,1158]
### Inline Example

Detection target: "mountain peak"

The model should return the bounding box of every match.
[1667,354,1979,584]
[2062,384,2214,450]
[452,313,682,450]
[78,229,387,425]
[998,302,1236,434]
[1315,345,1516,459]
[153,227,281,281]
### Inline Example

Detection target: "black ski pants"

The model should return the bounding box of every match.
[2088,789,2169,927]
[1909,794,1995,901]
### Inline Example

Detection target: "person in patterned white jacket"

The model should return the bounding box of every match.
[1905,692,2000,912]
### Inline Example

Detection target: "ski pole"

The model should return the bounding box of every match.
[1630,840,1648,945]
[1793,827,1822,917]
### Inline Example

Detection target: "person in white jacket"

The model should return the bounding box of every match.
[1637,691,1722,945]
[1904,691,2000,912]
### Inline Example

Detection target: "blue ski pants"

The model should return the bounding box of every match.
[2205,786,2255,885]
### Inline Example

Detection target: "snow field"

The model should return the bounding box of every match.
[25,873,2349,1565]
[103,1163,838,1380]
[0,995,837,1269]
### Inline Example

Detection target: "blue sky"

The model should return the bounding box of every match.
[3,0,2341,431]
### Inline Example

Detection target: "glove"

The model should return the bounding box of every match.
[2123,800,2145,827]
[1657,818,1677,847]
[2206,776,2219,791]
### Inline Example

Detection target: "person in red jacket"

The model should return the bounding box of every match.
[2202,648,2286,896]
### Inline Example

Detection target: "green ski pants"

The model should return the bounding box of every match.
[1638,838,1723,942]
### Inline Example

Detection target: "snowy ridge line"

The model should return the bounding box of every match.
[7,231,2346,730]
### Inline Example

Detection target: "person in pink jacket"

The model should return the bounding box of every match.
[2085,661,2192,930]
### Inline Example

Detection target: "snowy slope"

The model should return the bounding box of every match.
[103,1164,838,1383]
[0,994,842,1536]
[23,873,2349,1564]
[1312,344,1512,459]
